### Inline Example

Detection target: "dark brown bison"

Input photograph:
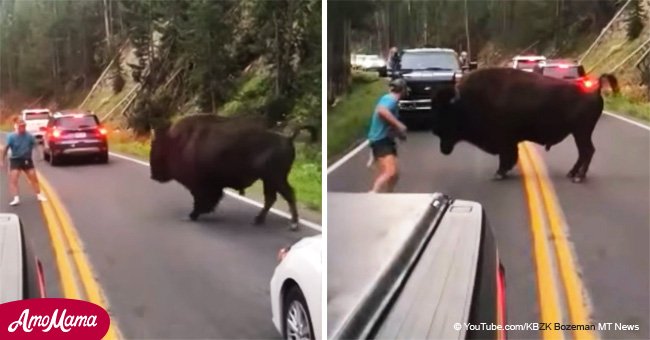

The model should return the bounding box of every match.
[149,114,317,229]
[431,67,619,182]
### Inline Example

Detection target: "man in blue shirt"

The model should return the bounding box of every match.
[368,78,408,192]
[1,119,47,206]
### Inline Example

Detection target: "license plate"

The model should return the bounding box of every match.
[74,133,86,138]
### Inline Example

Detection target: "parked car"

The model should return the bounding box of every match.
[511,55,546,72]
[359,55,387,77]
[328,193,506,340]
[0,213,46,303]
[43,111,109,165]
[20,108,51,144]
[270,235,322,340]
[533,59,598,92]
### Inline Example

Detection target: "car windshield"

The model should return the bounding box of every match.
[24,111,50,120]
[400,52,459,71]
[543,66,581,79]
[56,116,99,129]
[516,60,542,69]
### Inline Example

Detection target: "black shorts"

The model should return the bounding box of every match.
[10,158,35,171]
[370,138,397,158]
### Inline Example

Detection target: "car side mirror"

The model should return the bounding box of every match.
[469,61,478,70]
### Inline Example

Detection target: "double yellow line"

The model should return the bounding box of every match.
[37,172,121,340]
[518,143,595,340]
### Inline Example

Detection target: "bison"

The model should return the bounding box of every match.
[430,67,619,183]
[149,114,317,230]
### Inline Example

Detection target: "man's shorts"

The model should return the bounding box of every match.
[370,138,397,159]
[10,158,35,171]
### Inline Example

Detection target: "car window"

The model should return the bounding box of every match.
[23,111,50,120]
[400,52,460,71]
[55,116,99,129]
[542,66,581,79]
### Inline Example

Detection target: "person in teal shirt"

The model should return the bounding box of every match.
[368,78,408,192]
[1,119,47,206]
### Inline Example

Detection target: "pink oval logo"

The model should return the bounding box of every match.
[0,298,110,339]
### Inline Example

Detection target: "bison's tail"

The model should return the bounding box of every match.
[289,125,318,143]
[599,73,620,95]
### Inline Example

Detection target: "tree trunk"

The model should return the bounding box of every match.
[103,0,112,52]
[464,0,471,56]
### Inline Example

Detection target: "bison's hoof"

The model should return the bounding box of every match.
[571,176,584,183]
[254,216,265,225]
[567,171,577,178]
[289,222,299,231]
[493,173,507,181]
[189,212,199,221]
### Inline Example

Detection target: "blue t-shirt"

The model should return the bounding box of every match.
[368,93,399,142]
[6,132,36,159]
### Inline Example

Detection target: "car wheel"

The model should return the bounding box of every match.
[43,150,50,162]
[98,152,109,164]
[283,286,314,340]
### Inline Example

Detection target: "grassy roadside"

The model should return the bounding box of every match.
[107,127,322,212]
[604,95,650,123]
[328,72,387,162]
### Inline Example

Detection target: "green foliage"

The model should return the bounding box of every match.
[328,73,386,161]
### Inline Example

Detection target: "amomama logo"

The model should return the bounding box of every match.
[0,298,110,339]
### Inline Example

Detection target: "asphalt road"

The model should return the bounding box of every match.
[328,113,649,339]
[2,148,319,338]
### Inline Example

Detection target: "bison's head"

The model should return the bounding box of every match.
[432,87,462,155]
[150,124,173,182]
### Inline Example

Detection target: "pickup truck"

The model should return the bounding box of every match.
[21,108,52,143]
[328,193,506,340]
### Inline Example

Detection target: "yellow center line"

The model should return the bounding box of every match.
[518,143,565,340]
[524,144,596,340]
[38,199,82,300]
[37,171,122,340]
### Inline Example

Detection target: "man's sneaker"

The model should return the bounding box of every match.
[36,193,47,202]
[9,197,20,206]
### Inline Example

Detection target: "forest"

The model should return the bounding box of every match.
[0,0,322,210]
[0,0,321,130]
[328,0,648,101]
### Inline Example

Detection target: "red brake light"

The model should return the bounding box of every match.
[583,80,593,88]
[99,127,108,135]
[36,258,47,298]
[277,246,291,262]
[52,129,61,138]
[496,261,507,339]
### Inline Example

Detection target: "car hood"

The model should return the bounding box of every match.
[328,193,485,339]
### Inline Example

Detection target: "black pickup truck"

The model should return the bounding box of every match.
[391,48,477,128]
[328,193,506,340]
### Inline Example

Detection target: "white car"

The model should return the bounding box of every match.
[271,235,322,340]
[0,213,46,303]
[21,108,52,143]
[511,55,546,72]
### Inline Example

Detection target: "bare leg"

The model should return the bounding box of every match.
[24,169,42,195]
[9,169,20,197]
[371,155,398,193]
